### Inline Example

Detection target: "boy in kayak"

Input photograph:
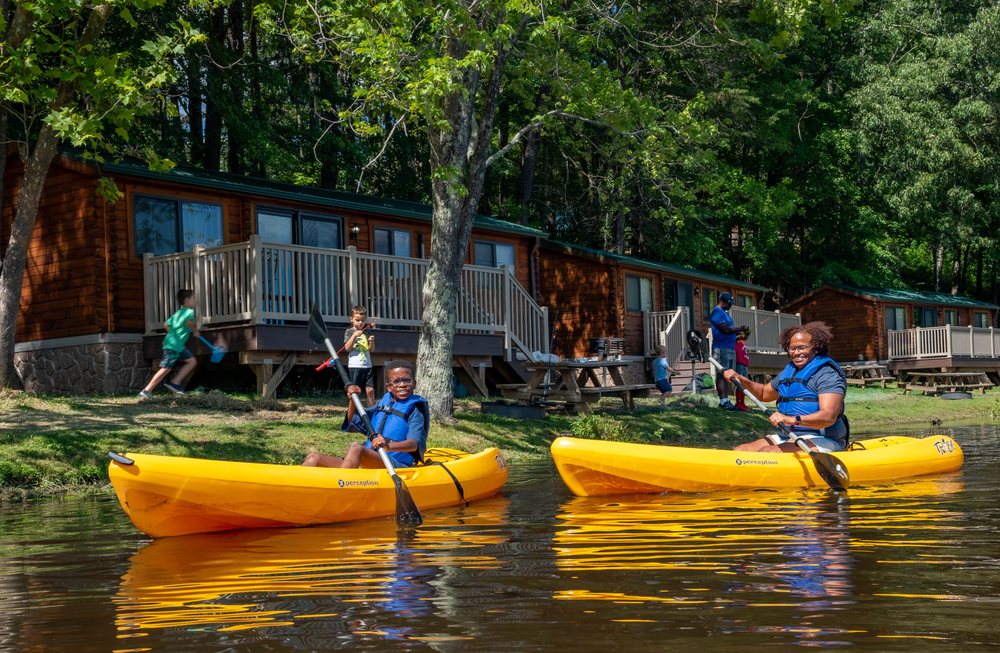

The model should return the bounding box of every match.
[302,360,429,468]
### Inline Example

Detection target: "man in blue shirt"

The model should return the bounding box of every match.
[710,292,739,410]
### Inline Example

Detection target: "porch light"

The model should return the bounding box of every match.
[350,224,362,240]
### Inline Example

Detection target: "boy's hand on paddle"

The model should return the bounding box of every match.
[346,384,362,396]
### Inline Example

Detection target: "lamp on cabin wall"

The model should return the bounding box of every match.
[349,224,362,241]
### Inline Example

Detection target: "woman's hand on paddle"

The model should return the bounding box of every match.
[370,435,388,450]
[769,411,794,428]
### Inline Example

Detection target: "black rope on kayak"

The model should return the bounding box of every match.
[428,461,469,507]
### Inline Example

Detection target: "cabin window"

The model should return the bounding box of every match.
[625,275,653,312]
[373,228,412,257]
[702,288,717,318]
[974,312,989,328]
[134,195,223,256]
[884,307,906,330]
[257,208,343,249]
[473,241,515,268]
[944,310,959,326]
[736,293,753,308]
[913,306,936,327]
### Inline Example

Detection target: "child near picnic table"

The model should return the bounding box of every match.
[652,344,678,406]
[734,325,751,411]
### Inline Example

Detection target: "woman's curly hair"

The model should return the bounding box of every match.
[780,321,833,356]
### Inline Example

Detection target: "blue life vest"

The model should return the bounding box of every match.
[776,356,849,443]
[362,393,430,467]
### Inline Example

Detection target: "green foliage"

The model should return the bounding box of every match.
[570,414,630,441]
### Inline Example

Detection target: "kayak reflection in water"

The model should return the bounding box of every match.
[723,321,849,454]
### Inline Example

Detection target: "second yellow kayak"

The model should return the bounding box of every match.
[551,435,963,496]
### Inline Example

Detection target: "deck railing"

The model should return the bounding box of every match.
[144,237,549,359]
[642,306,800,358]
[644,307,690,366]
[730,307,801,353]
[887,326,1000,360]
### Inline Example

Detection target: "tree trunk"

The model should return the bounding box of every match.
[951,244,960,295]
[226,0,245,175]
[187,55,204,165]
[203,6,226,171]
[934,242,944,292]
[0,3,112,388]
[417,31,510,420]
[516,127,539,224]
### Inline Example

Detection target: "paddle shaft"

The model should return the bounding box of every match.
[708,356,800,440]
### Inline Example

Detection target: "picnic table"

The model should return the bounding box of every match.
[498,359,654,414]
[840,362,896,388]
[901,371,994,395]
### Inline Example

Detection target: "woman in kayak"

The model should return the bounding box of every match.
[723,321,848,453]
[302,360,430,468]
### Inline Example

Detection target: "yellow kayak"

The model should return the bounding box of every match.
[109,448,508,537]
[551,435,963,496]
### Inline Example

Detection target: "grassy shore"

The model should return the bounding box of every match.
[1,387,997,498]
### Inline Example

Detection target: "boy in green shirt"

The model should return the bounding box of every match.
[139,289,199,398]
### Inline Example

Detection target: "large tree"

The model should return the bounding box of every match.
[273,0,659,418]
[0,0,200,388]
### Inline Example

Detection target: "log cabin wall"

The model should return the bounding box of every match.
[3,158,105,341]
[785,288,880,362]
[536,250,618,358]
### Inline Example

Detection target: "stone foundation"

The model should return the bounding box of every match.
[14,336,149,395]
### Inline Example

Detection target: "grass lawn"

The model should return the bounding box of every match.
[1,386,997,497]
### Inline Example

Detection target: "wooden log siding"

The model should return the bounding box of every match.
[537,252,618,358]
[14,166,104,341]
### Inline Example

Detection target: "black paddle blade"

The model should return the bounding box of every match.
[308,304,329,345]
[810,451,849,491]
[392,475,423,526]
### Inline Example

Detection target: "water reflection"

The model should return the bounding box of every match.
[113,496,510,650]
[553,477,966,646]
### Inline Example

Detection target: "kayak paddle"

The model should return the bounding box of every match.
[707,356,849,492]
[307,303,423,526]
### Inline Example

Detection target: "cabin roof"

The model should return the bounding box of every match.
[65,150,765,293]
[542,240,768,292]
[788,283,999,310]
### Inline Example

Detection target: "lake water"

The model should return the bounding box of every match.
[1,424,998,652]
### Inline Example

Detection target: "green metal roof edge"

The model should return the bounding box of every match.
[71,153,547,239]
[831,283,999,309]
[67,151,765,290]
[544,239,769,292]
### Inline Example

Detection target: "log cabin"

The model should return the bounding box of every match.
[781,284,1000,380]
[3,149,782,396]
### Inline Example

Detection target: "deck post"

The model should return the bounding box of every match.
[542,306,550,354]
[249,236,263,324]
[348,246,359,309]
[502,265,512,357]
[142,252,154,334]
[193,244,205,328]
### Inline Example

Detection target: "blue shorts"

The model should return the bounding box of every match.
[655,379,673,393]
[159,348,193,369]
[713,348,735,376]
